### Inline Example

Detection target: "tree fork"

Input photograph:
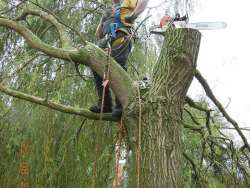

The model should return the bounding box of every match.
[137,28,201,188]
[0,16,137,113]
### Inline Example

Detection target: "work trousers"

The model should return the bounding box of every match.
[92,34,132,108]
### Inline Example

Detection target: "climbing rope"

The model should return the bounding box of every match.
[99,38,112,121]
[92,16,150,187]
[114,119,123,188]
[92,38,112,188]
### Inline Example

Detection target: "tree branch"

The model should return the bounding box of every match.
[185,96,211,113]
[0,17,77,60]
[182,122,204,132]
[221,127,250,132]
[28,0,86,44]
[184,108,201,125]
[183,152,205,186]
[0,17,136,111]
[74,43,137,109]
[0,83,118,121]
[195,70,250,153]
[0,0,27,15]
[14,8,72,48]
[1,55,39,84]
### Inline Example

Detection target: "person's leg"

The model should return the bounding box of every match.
[89,71,113,113]
[111,37,132,118]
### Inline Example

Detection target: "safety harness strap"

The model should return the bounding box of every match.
[102,3,131,39]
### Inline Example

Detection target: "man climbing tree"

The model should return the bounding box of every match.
[89,0,149,118]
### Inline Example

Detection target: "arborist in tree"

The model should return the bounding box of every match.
[89,0,149,118]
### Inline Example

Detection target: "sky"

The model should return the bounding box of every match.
[147,0,250,143]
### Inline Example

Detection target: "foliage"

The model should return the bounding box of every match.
[0,0,249,187]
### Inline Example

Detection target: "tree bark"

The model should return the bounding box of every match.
[138,28,201,188]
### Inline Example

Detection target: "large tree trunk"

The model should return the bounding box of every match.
[127,28,201,188]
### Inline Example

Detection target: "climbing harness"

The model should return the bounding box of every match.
[98,15,152,118]
[102,3,130,39]
[111,15,152,60]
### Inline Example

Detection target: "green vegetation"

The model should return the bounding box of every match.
[0,0,249,187]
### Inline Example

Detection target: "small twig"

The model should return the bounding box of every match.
[76,119,87,141]
[127,58,140,77]
[134,15,152,34]
[0,55,39,85]
[205,112,212,135]
[225,97,232,109]
[185,96,212,113]
[184,108,201,125]
[220,127,250,132]
[205,111,216,168]
[195,69,250,153]
[0,0,27,15]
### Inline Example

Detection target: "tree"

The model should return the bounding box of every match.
[0,1,249,187]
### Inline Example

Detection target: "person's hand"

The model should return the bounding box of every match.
[125,14,137,23]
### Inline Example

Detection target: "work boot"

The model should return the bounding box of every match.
[112,98,123,118]
[90,88,113,113]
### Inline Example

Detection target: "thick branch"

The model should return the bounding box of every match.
[14,9,72,48]
[74,44,137,109]
[0,17,77,60]
[0,83,118,121]
[195,70,250,153]
[183,152,200,180]
[0,17,136,111]
[28,1,86,44]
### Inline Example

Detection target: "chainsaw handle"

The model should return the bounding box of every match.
[173,14,189,22]
[157,14,189,29]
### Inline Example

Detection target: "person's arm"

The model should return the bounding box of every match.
[131,0,149,17]
[125,0,149,23]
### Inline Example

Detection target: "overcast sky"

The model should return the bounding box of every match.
[147,0,250,143]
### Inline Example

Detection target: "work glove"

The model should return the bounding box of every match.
[125,14,137,24]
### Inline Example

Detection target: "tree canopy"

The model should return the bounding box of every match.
[0,0,249,187]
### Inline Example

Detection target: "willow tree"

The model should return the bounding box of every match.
[0,4,203,186]
[3,1,250,187]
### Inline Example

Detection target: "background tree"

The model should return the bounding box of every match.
[0,0,249,187]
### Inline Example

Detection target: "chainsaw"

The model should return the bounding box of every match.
[150,13,227,32]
